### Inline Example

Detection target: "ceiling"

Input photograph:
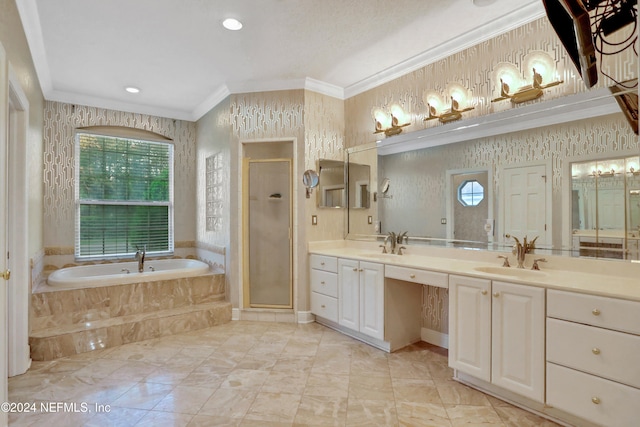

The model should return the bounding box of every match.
[17,0,545,121]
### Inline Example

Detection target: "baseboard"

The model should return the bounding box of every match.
[231,308,241,321]
[421,328,449,349]
[297,311,315,324]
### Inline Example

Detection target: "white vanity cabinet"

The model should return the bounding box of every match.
[449,275,545,402]
[309,255,339,323]
[338,258,385,340]
[546,289,640,427]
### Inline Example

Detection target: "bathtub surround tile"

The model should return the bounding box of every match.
[29,272,230,361]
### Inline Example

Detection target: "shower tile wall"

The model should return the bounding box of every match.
[42,101,198,266]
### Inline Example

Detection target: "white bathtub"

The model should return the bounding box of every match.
[47,258,211,289]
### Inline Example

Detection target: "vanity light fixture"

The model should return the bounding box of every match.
[492,52,563,104]
[423,85,475,123]
[373,104,410,137]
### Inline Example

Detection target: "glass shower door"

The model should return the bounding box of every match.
[247,159,292,307]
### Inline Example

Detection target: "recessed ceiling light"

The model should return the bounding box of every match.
[125,86,140,94]
[472,0,498,6]
[223,18,243,31]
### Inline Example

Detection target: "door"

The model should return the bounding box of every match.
[338,258,359,330]
[246,159,292,307]
[503,164,548,245]
[448,275,491,382]
[359,261,384,340]
[0,42,9,425]
[491,281,545,402]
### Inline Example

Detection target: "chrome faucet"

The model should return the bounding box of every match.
[507,235,538,268]
[135,245,146,273]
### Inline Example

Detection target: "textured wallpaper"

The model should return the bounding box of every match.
[43,101,197,251]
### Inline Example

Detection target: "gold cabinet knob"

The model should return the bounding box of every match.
[320,281,325,285]
[592,308,601,316]
[320,262,325,266]
[359,268,364,272]
[409,274,416,279]
[592,348,601,355]
[481,290,488,295]
[493,292,500,297]
[592,397,601,404]
[321,304,326,309]
[1,269,9,281]
[353,268,358,272]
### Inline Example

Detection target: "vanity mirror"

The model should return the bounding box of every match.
[345,88,639,261]
[317,159,346,208]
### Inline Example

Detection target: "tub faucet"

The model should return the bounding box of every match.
[135,246,146,273]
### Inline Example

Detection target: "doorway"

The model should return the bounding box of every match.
[243,157,293,308]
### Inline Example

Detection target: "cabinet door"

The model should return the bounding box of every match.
[359,261,385,340]
[491,281,545,402]
[448,275,491,382]
[338,258,360,330]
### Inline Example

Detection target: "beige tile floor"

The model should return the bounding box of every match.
[8,321,561,426]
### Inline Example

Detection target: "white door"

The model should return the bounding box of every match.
[503,164,548,245]
[0,42,9,426]
[359,261,384,340]
[338,258,359,330]
[448,275,491,382]
[491,281,545,402]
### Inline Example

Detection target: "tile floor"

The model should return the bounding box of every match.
[8,321,561,426]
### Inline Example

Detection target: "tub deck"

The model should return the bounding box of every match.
[30,271,230,361]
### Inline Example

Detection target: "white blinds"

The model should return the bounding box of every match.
[75,132,174,259]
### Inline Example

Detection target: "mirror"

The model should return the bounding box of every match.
[302,169,319,198]
[317,159,345,208]
[345,90,639,261]
[570,156,640,260]
[348,162,371,209]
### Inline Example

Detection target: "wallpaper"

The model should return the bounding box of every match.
[43,101,197,252]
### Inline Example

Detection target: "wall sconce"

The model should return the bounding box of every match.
[492,52,563,104]
[626,157,640,176]
[373,104,410,137]
[423,84,474,123]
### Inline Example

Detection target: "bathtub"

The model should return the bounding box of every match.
[47,258,211,288]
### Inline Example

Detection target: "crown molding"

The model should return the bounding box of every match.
[191,84,231,121]
[16,0,52,93]
[343,2,547,99]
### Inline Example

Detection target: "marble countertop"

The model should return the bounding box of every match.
[309,242,640,302]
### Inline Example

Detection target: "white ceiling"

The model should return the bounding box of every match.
[17,0,545,121]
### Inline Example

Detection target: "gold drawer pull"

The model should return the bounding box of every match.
[481,290,488,295]
[353,268,358,272]
[320,262,325,266]
[592,397,601,405]
[592,308,601,316]
[409,274,416,279]
[321,281,325,285]
[592,348,601,355]
[321,304,326,309]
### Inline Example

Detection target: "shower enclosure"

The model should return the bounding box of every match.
[244,159,292,308]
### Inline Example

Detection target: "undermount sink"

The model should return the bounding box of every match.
[474,266,547,278]
[360,252,401,260]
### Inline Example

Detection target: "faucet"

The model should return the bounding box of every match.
[135,245,146,273]
[396,231,408,246]
[507,235,538,268]
[384,232,397,254]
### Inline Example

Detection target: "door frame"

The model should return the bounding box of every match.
[7,65,31,377]
[498,160,552,245]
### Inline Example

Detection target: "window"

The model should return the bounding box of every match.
[75,132,173,260]
[206,153,223,232]
[458,180,484,206]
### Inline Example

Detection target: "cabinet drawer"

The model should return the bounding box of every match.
[311,292,338,323]
[547,318,640,388]
[385,265,447,288]
[548,289,640,335]
[547,362,640,427]
[310,254,338,273]
[311,269,338,298]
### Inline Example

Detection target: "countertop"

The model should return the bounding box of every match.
[309,242,640,302]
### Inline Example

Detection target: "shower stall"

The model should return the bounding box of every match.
[243,158,292,308]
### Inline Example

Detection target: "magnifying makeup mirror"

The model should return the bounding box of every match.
[303,169,320,198]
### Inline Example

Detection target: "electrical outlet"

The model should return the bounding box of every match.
[368,216,373,224]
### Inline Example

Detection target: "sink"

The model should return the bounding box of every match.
[474,266,547,279]
[359,253,401,261]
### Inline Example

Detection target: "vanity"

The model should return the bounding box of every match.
[308,241,640,427]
